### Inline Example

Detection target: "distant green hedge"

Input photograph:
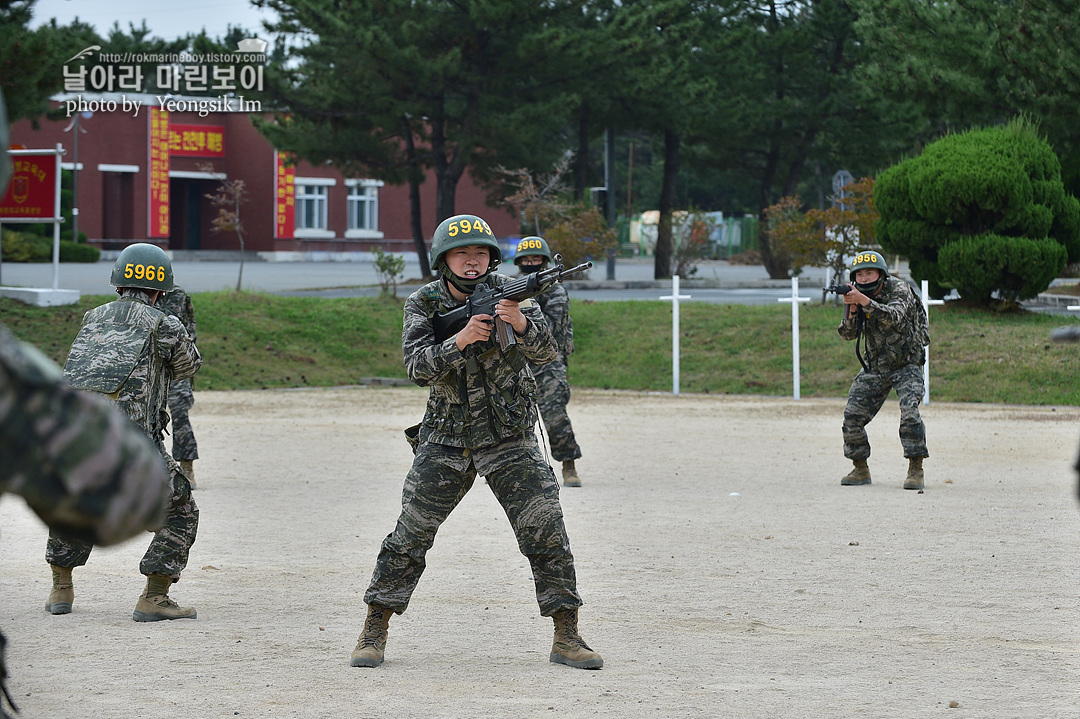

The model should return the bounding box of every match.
[1,229,100,263]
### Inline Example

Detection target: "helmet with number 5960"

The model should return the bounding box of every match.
[110,243,174,291]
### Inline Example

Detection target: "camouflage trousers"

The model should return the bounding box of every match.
[534,361,581,462]
[168,378,198,461]
[843,363,928,461]
[46,438,198,578]
[365,436,582,617]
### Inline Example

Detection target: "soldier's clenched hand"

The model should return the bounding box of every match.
[455,314,494,350]
[494,299,528,335]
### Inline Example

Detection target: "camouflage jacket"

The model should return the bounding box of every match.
[159,285,197,343]
[535,281,575,364]
[838,276,930,372]
[63,290,201,435]
[405,274,558,449]
[0,323,168,546]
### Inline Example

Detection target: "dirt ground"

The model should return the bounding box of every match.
[2,386,1079,719]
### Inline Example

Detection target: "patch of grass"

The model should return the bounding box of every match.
[4,292,1080,404]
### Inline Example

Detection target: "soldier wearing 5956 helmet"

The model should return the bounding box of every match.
[513,236,584,486]
[837,250,930,490]
[351,214,602,671]
[48,243,203,622]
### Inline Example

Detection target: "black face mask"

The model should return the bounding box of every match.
[518,263,544,275]
[854,278,884,295]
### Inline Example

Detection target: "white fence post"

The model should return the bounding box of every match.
[660,275,691,396]
[921,280,945,405]
[778,277,811,400]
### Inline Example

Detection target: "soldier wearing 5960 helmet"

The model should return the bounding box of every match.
[513,236,584,487]
[351,214,603,671]
[837,250,930,490]
[47,243,203,622]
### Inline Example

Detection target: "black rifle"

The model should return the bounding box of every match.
[825,283,853,295]
[432,254,593,350]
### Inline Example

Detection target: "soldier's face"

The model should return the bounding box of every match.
[446,245,490,278]
[855,268,882,285]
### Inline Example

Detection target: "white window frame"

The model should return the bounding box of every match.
[345,179,384,239]
[294,177,336,238]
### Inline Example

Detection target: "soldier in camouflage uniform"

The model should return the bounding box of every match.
[513,236,584,487]
[351,215,602,670]
[158,285,199,488]
[48,243,203,622]
[837,250,930,490]
[1,323,172,718]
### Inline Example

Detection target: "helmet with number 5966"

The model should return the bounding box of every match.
[110,243,174,291]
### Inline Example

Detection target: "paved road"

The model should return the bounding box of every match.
[2,254,1076,313]
[0,255,826,299]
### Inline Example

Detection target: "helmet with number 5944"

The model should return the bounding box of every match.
[110,243,174,291]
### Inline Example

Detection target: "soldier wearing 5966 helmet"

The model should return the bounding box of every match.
[513,236,584,486]
[837,250,930,490]
[351,214,602,671]
[47,243,202,622]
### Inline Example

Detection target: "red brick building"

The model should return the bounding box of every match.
[10,93,519,256]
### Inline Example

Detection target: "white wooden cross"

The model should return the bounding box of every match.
[660,275,691,395]
[777,277,812,400]
[921,280,945,405]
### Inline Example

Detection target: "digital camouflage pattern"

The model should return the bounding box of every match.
[837,276,929,372]
[365,437,580,616]
[64,290,201,435]
[838,277,930,461]
[405,274,556,448]
[533,283,581,462]
[365,274,584,617]
[843,364,928,460]
[50,289,201,578]
[159,286,199,462]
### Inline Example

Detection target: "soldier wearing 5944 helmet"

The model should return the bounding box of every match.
[351,214,602,671]
[513,236,584,487]
[837,250,930,490]
[47,243,202,622]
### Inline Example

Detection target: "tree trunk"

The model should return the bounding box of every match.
[574,103,589,203]
[402,116,431,278]
[654,129,679,280]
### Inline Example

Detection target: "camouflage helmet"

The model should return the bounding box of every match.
[429,214,501,270]
[513,236,553,266]
[848,250,890,283]
[110,243,174,292]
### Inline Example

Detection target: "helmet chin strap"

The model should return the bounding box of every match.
[441,265,487,294]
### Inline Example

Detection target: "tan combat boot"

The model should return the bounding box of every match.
[133,574,197,622]
[180,459,196,490]
[549,607,603,669]
[904,457,925,490]
[46,565,74,614]
[840,459,871,486]
[350,604,392,667]
[562,460,581,488]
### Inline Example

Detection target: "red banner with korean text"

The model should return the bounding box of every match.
[0,152,58,220]
[275,151,295,239]
[148,108,170,238]
[169,124,226,157]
